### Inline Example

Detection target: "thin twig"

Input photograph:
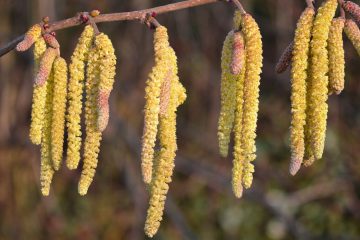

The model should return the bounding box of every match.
[0,0,225,57]
[230,0,246,14]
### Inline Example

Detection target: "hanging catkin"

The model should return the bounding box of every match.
[78,33,116,195]
[16,24,42,52]
[144,43,187,238]
[29,38,47,144]
[289,7,315,175]
[240,13,263,189]
[306,0,337,160]
[141,26,170,184]
[231,31,245,75]
[344,19,360,56]
[35,47,58,86]
[51,57,68,170]
[232,40,246,198]
[328,18,345,95]
[67,25,94,170]
[343,1,360,26]
[40,69,55,196]
[218,31,237,157]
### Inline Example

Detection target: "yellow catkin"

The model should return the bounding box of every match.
[232,46,246,198]
[141,26,170,184]
[35,47,58,86]
[306,0,337,160]
[231,31,245,75]
[96,34,116,132]
[67,25,94,170]
[144,44,186,238]
[240,14,263,189]
[29,38,47,144]
[289,8,315,176]
[51,57,68,170]
[328,18,345,95]
[344,19,360,56]
[78,33,116,195]
[40,69,55,196]
[218,31,237,157]
[16,24,42,52]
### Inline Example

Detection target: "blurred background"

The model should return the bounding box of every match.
[0,0,359,239]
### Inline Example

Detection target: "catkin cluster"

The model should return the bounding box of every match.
[218,11,263,198]
[277,0,360,174]
[17,25,68,195]
[17,23,116,196]
[142,26,187,238]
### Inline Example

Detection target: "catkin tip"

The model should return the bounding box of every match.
[276,42,293,73]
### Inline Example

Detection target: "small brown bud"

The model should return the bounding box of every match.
[230,31,245,75]
[343,1,360,26]
[90,10,100,17]
[275,42,294,74]
[42,16,50,23]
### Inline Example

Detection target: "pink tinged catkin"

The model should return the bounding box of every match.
[97,91,110,132]
[43,33,60,49]
[343,1,360,26]
[16,24,42,52]
[35,48,58,86]
[231,32,245,75]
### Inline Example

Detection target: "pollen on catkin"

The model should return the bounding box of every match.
[344,19,360,56]
[307,0,337,160]
[231,31,245,75]
[343,1,360,26]
[240,13,263,189]
[218,31,237,157]
[144,43,186,238]
[29,38,47,145]
[289,7,315,176]
[78,33,116,195]
[78,45,100,196]
[35,47,58,86]
[275,42,294,74]
[328,18,345,95]
[16,24,42,52]
[67,25,94,170]
[96,34,116,132]
[232,47,246,198]
[141,26,170,184]
[40,69,55,196]
[51,57,68,170]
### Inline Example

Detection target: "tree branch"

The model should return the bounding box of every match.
[0,0,229,58]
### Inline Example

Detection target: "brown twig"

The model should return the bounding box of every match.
[230,0,246,14]
[0,0,231,57]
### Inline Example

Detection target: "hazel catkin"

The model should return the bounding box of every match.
[141,26,170,184]
[218,31,237,157]
[144,43,186,238]
[78,33,116,195]
[306,0,338,160]
[16,24,42,52]
[240,13,263,189]
[67,25,94,170]
[344,19,360,56]
[51,57,68,170]
[40,69,55,196]
[231,31,245,75]
[96,33,116,132]
[289,7,315,175]
[35,47,58,86]
[343,1,360,26]
[29,38,47,144]
[232,46,246,198]
[328,18,345,95]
